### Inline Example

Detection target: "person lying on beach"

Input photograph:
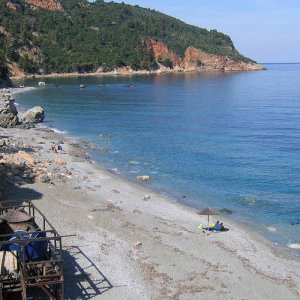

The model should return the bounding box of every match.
[204,221,227,232]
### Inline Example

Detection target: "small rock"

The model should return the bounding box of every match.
[143,195,151,201]
[38,174,51,183]
[0,139,6,147]
[55,158,66,166]
[133,209,142,215]
[133,241,142,248]
[137,175,151,181]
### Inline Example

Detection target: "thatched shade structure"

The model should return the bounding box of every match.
[198,207,218,226]
[1,208,33,223]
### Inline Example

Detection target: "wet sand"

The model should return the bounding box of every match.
[1,124,300,300]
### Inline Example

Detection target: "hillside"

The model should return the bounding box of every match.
[0,0,263,79]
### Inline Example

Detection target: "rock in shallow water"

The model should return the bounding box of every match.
[137,175,151,181]
[20,106,45,124]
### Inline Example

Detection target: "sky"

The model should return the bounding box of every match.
[101,0,300,63]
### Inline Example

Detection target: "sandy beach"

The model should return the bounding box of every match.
[0,118,300,300]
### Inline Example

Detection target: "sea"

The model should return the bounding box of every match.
[14,64,300,255]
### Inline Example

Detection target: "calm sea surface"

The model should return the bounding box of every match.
[15,64,300,253]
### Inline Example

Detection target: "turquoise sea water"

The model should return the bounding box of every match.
[15,64,300,253]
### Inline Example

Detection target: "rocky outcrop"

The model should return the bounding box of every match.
[24,0,64,12]
[183,47,264,72]
[143,39,182,67]
[20,106,45,124]
[143,39,264,72]
[0,113,18,128]
[0,95,18,127]
[6,1,23,13]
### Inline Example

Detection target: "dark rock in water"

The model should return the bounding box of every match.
[20,106,45,124]
[0,113,18,128]
[291,221,300,226]
[219,208,234,215]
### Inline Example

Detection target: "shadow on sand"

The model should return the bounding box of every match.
[63,246,113,299]
[26,246,113,299]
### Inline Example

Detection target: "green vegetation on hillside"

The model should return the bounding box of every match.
[0,33,8,83]
[0,0,255,75]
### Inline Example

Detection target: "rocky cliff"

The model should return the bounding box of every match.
[182,47,263,72]
[24,0,64,11]
[143,39,264,72]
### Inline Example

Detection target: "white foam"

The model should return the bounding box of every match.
[110,168,120,174]
[287,243,300,250]
[267,226,277,232]
[129,160,140,165]
[52,127,68,134]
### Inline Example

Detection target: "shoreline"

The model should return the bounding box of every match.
[9,65,266,81]
[9,85,300,258]
[1,125,300,299]
[2,85,300,298]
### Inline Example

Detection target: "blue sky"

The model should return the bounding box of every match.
[102,0,300,63]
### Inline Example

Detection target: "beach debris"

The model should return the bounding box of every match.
[111,189,120,193]
[87,215,94,220]
[287,243,300,250]
[20,106,45,124]
[133,240,142,248]
[143,195,151,201]
[137,175,151,181]
[38,81,46,87]
[267,226,277,232]
[133,209,142,215]
[55,158,66,166]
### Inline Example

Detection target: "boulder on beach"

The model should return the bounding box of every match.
[0,113,18,128]
[0,95,19,127]
[0,96,18,116]
[20,106,45,124]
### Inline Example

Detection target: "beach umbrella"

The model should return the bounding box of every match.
[198,207,218,227]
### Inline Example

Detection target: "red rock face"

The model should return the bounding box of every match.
[143,39,182,67]
[143,39,264,72]
[24,0,64,11]
[183,47,264,71]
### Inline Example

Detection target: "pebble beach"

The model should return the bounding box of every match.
[1,88,300,299]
